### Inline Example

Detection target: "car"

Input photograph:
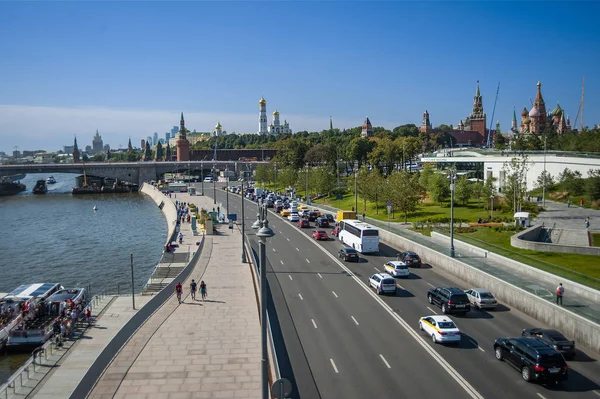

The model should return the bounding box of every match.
[521,328,576,359]
[316,217,329,228]
[324,214,335,223]
[338,247,359,262]
[397,251,421,268]
[427,287,471,314]
[308,212,319,222]
[464,288,498,310]
[419,315,461,344]
[297,219,311,228]
[203,177,214,183]
[368,273,397,295]
[383,261,409,278]
[280,209,291,217]
[312,209,321,217]
[494,337,568,384]
[312,230,330,241]
[288,212,299,222]
[331,225,340,237]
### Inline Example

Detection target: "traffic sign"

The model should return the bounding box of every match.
[228,213,237,221]
[387,206,392,214]
[336,194,343,200]
[387,200,392,206]
[271,378,292,399]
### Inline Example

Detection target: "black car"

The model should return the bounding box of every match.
[338,247,359,262]
[324,214,335,223]
[397,251,421,268]
[308,212,319,222]
[316,217,330,228]
[522,328,576,359]
[427,287,470,314]
[494,337,568,384]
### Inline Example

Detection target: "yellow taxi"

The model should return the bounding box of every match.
[280,209,291,217]
[418,315,461,344]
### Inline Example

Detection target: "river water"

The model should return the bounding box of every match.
[0,173,166,384]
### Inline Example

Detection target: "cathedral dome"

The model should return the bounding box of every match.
[521,107,528,117]
[273,110,279,116]
[524,117,531,124]
[215,122,222,129]
[259,97,266,105]
[552,103,563,116]
[529,107,540,117]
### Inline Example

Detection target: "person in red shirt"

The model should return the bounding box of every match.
[175,282,183,304]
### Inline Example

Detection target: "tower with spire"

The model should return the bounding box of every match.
[127,137,133,152]
[469,81,487,138]
[176,112,190,161]
[258,96,268,135]
[360,117,373,138]
[511,108,518,133]
[92,129,103,154]
[420,110,433,133]
[154,140,164,161]
[213,122,223,137]
[72,136,80,163]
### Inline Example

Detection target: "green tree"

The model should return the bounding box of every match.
[429,172,451,204]
[585,170,600,201]
[389,170,423,223]
[454,176,472,205]
[255,163,273,186]
[312,166,336,196]
[91,154,105,162]
[471,182,486,207]
[535,171,555,191]
[419,164,436,192]
[493,133,507,150]
[278,166,298,189]
[559,168,584,196]
[502,156,530,213]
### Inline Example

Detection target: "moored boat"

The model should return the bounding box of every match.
[33,180,48,194]
[0,176,26,197]
[46,176,56,184]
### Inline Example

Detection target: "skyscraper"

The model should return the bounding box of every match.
[92,130,103,153]
[153,132,159,146]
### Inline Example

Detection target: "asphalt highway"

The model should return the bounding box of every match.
[206,186,600,399]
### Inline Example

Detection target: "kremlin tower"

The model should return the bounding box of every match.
[72,136,80,163]
[176,112,190,161]
[469,81,487,139]
[360,117,373,137]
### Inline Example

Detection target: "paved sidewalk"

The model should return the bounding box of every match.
[87,192,261,399]
[533,198,599,233]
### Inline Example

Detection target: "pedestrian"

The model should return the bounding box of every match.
[567,199,571,208]
[190,279,197,300]
[85,308,92,326]
[556,283,564,306]
[585,217,590,229]
[580,199,584,207]
[200,281,207,302]
[179,232,183,244]
[175,281,183,304]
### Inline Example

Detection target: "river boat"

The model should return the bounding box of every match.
[32,180,48,194]
[0,176,26,197]
[1,283,63,350]
[46,176,56,184]
[6,286,87,350]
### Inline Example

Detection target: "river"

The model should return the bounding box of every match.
[0,173,166,384]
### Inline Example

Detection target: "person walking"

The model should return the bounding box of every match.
[567,199,571,208]
[179,232,183,244]
[175,281,183,304]
[556,283,564,306]
[200,281,207,302]
[585,217,590,229]
[190,279,197,300]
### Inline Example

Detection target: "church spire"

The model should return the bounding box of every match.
[476,80,481,97]
[127,137,133,152]
[72,135,80,163]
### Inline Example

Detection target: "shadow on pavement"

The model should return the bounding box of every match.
[543,368,600,393]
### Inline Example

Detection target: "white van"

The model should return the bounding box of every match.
[203,177,214,183]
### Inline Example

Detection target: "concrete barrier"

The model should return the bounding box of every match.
[431,231,600,303]
[140,183,178,244]
[511,225,600,256]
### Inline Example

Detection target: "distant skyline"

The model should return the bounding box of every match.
[1,1,599,153]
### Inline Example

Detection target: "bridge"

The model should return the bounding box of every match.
[0,161,268,186]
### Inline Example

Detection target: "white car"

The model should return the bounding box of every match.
[288,212,299,222]
[464,288,498,309]
[419,315,461,344]
[368,273,397,295]
[203,177,214,183]
[383,261,409,278]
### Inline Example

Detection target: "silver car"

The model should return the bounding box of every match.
[464,288,497,309]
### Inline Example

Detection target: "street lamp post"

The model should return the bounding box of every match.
[252,205,275,399]
[226,167,229,221]
[542,135,547,207]
[201,161,204,196]
[305,162,309,205]
[450,169,457,258]
[130,253,135,310]
[490,193,495,220]
[241,171,247,263]
[274,162,277,195]
[212,165,216,205]
[354,161,359,213]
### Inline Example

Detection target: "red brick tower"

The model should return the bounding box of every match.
[469,81,487,138]
[176,112,190,162]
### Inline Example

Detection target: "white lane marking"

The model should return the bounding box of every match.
[332,291,338,298]
[298,293,303,300]
[427,282,435,288]
[280,260,284,265]
[536,394,547,399]
[468,339,485,352]
[318,273,323,278]
[288,275,293,280]
[311,319,318,329]
[300,230,484,399]
[374,267,380,272]
[272,248,277,252]
[379,354,391,369]
[287,238,290,241]
[427,307,438,315]
[478,346,485,352]
[396,283,405,289]
[592,391,600,398]
[306,258,310,264]
[330,358,339,373]
[351,316,359,325]
[296,247,300,251]
[279,231,283,234]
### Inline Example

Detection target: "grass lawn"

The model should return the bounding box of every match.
[314,193,515,224]
[592,233,600,247]
[443,228,600,290]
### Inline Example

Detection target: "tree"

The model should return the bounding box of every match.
[559,168,584,196]
[419,164,436,192]
[586,169,600,201]
[389,171,423,223]
[311,166,336,196]
[91,153,105,162]
[471,182,487,207]
[429,172,451,204]
[255,163,273,186]
[363,169,385,214]
[535,171,555,191]
[278,166,298,189]
[502,156,531,213]
[454,176,472,205]
[493,133,507,150]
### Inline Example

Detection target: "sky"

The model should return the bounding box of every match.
[1,1,599,153]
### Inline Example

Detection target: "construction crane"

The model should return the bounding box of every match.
[487,82,500,148]
[574,76,585,130]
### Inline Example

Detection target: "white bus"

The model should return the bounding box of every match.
[338,219,380,253]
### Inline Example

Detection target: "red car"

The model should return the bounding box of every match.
[312,230,330,240]
[298,219,311,228]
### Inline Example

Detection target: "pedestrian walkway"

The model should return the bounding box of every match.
[86,191,261,399]
[533,198,599,233]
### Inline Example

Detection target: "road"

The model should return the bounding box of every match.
[205,186,600,399]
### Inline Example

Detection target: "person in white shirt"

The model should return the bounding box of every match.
[556,283,564,306]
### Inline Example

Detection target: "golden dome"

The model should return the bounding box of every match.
[259,96,266,105]
[273,110,279,116]
[215,122,222,129]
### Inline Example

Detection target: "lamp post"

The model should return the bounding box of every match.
[274,162,277,195]
[225,166,229,221]
[490,193,495,220]
[212,165,216,205]
[252,205,275,399]
[130,253,135,310]
[542,135,547,207]
[305,162,309,205]
[354,161,359,213]
[450,169,457,258]
[201,161,204,196]
[241,170,247,263]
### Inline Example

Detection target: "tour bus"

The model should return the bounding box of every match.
[338,219,380,253]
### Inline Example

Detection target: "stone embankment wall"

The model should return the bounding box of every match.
[140,183,178,244]
[511,225,600,256]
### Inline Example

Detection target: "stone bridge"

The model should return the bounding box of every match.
[0,161,267,186]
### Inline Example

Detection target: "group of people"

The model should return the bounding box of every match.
[175,279,207,303]
[176,201,192,224]
[52,301,92,344]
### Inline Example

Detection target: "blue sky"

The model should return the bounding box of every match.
[1,1,599,153]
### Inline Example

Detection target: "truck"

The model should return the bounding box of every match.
[336,210,356,223]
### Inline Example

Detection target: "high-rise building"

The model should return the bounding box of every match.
[171,126,178,139]
[165,132,171,142]
[153,132,159,146]
[147,136,153,146]
[92,130,103,153]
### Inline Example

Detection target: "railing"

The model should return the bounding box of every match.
[0,291,110,398]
